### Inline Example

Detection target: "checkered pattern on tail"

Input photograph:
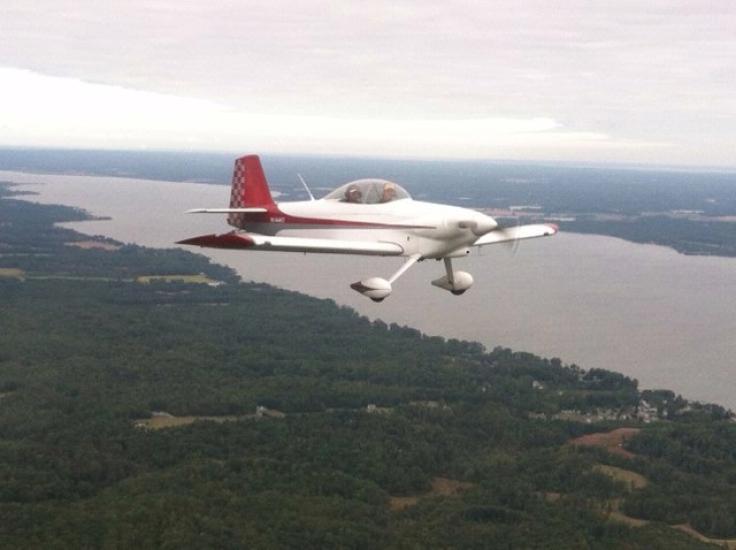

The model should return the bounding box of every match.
[227,155,274,228]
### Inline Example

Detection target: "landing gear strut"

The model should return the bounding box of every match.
[350,255,474,301]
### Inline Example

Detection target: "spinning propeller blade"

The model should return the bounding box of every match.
[497,216,522,255]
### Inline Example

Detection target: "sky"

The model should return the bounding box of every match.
[1,1,735,167]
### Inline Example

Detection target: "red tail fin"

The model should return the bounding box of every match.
[229,155,275,207]
[228,155,275,227]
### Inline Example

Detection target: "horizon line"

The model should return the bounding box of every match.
[1,144,736,175]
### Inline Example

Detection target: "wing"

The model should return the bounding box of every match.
[177,232,404,256]
[473,223,558,247]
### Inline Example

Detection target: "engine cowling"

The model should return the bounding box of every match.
[350,277,392,302]
[431,271,474,295]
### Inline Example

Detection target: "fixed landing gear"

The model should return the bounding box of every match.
[349,278,392,302]
[431,258,473,295]
[351,255,474,301]
[350,254,421,302]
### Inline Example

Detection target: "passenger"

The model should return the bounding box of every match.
[345,184,362,203]
[380,182,397,203]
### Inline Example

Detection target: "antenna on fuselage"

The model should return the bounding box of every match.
[297,174,315,201]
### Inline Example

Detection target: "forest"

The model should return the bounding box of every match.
[564,216,736,257]
[1,182,735,548]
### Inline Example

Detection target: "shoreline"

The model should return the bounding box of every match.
[4,167,736,261]
[4,170,736,410]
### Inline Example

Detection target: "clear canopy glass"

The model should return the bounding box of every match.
[323,179,411,204]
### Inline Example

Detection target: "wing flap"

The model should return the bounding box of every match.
[473,223,558,247]
[177,232,404,256]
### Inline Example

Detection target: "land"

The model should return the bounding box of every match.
[65,240,121,251]
[0,267,25,279]
[388,477,474,511]
[570,427,642,459]
[561,215,736,257]
[1,182,735,548]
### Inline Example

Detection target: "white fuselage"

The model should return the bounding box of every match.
[238,198,498,259]
[180,155,558,301]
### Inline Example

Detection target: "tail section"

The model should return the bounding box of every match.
[228,155,275,227]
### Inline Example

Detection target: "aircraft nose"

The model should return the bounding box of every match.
[471,214,497,236]
[453,213,497,237]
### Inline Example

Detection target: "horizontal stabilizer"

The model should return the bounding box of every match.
[473,224,558,247]
[185,208,268,214]
[178,232,404,256]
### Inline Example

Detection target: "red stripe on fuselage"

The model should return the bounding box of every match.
[228,204,434,230]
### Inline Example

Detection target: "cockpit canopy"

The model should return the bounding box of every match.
[323,179,411,204]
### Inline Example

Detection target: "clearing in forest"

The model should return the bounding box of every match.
[0,268,25,279]
[136,274,218,284]
[569,427,641,458]
[389,477,475,511]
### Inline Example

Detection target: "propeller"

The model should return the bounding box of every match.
[497,215,522,255]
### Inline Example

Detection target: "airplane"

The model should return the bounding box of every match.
[178,155,558,302]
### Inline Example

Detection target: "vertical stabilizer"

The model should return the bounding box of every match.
[228,155,275,227]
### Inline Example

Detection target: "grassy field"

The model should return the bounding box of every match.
[389,477,475,511]
[135,274,218,284]
[134,414,243,430]
[65,240,121,251]
[0,269,218,285]
[569,427,641,459]
[594,464,648,490]
[0,268,25,279]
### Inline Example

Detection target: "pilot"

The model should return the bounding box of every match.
[345,185,362,203]
[380,182,397,203]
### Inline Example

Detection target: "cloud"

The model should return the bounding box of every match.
[1,1,734,165]
[0,68,673,160]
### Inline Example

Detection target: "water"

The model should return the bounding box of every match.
[4,170,736,410]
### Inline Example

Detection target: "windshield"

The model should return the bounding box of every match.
[323,179,411,204]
